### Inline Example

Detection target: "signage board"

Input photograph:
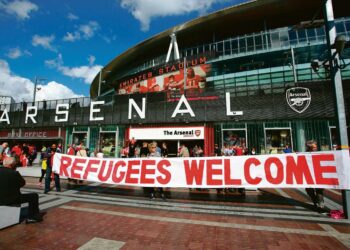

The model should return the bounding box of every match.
[129,127,205,140]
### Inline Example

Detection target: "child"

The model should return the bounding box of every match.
[38,155,47,187]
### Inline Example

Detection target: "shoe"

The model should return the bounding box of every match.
[150,193,155,200]
[26,217,43,224]
[318,201,325,209]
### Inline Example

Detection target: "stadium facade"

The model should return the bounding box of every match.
[0,0,350,157]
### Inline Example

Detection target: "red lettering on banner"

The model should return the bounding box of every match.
[140,160,155,184]
[312,154,339,185]
[112,160,126,183]
[71,158,86,179]
[244,158,262,185]
[83,159,100,179]
[206,159,223,185]
[224,159,241,185]
[125,160,140,184]
[157,160,171,184]
[265,157,284,185]
[184,160,205,185]
[60,156,72,176]
[286,156,314,184]
[98,161,114,182]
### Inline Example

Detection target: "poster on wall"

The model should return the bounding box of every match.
[116,56,211,96]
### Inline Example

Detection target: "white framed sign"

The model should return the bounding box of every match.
[129,126,205,140]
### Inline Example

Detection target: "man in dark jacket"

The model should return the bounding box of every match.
[0,157,43,223]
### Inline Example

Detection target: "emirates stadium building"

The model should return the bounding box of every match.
[1,0,350,157]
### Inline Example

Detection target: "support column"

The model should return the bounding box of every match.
[295,121,306,152]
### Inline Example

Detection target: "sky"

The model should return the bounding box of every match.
[0,0,245,102]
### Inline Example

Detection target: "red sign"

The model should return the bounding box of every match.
[0,128,61,138]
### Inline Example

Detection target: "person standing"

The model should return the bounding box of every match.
[140,142,149,157]
[44,144,61,194]
[38,153,47,187]
[179,143,189,157]
[214,144,221,156]
[148,142,165,200]
[0,142,10,167]
[161,142,168,157]
[305,142,324,209]
[0,157,43,223]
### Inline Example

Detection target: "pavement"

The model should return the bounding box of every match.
[0,165,349,249]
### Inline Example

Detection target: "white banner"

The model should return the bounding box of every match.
[53,151,350,189]
[129,127,204,140]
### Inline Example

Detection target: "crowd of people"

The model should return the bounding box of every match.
[0,142,40,168]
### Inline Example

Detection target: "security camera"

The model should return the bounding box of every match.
[311,59,320,72]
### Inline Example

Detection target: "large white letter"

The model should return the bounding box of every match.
[25,106,38,124]
[0,108,10,124]
[171,94,195,118]
[226,92,243,116]
[55,104,69,122]
[128,98,146,119]
[90,101,105,121]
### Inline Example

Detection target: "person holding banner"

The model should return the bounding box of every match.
[148,142,165,200]
[44,144,61,194]
[305,142,325,209]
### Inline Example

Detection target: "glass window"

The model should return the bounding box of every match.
[307,29,316,42]
[336,21,345,33]
[345,20,350,33]
[239,38,246,53]
[72,133,88,147]
[247,36,254,52]
[255,35,263,50]
[224,40,231,55]
[265,129,292,154]
[217,42,223,52]
[270,31,280,48]
[316,27,325,40]
[222,130,247,151]
[297,30,307,43]
[100,132,116,157]
[231,39,238,54]
[288,30,298,45]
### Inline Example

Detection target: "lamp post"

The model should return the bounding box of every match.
[33,76,46,103]
[323,0,350,218]
[98,69,111,97]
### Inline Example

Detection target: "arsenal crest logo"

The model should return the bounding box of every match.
[286,87,311,113]
[195,130,201,137]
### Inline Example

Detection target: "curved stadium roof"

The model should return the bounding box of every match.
[90,0,348,98]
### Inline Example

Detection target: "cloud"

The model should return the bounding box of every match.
[0,0,38,20]
[0,59,82,102]
[35,81,83,101]
[6,47,31,59]
[87,55,95,65]
[62,31,81,42]
[67,12,78,20]
[62,21,100,42]
[120,0,223,31]
[32,34,56,51]
[45,54,102,84]
[79,21,100,39]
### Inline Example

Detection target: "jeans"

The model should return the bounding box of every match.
[11,193,39,218]
[45,167,61,193]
